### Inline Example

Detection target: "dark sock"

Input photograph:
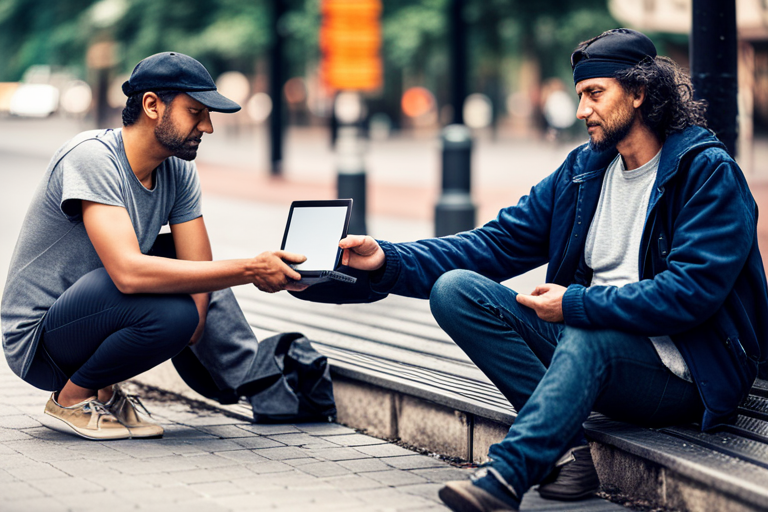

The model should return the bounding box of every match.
[473,472,521,509]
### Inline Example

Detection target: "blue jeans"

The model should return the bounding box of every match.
[429,270,703,497]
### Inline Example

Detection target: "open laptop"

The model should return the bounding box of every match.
[280,199,358,286]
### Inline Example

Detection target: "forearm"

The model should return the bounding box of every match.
[111,254,257,294]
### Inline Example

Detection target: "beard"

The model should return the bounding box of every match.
[154,110,201,161]
[587,105,635,153]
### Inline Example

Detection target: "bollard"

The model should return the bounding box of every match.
[336,125,367,235]
[435,124,476,236]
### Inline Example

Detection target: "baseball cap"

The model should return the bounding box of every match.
[571,28,657,85]
[122,52,241,113]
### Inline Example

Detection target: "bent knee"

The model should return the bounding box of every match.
[143,294,199,349]
[429,270,482,317]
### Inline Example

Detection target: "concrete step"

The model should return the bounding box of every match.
[139,287,768,512]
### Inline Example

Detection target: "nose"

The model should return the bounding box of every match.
[198,110,214,134]
[576,96,592,120]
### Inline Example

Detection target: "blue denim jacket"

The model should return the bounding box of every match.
[370,126,767,431]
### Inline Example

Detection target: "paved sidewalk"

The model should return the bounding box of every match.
[0,355,472,512]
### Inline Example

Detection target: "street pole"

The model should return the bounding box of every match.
[335,93,367,235]
[435,124,476,236]
[449,0,467,124]
[269,0,286,175]
[435,0,475,236]
[690,0,738,157]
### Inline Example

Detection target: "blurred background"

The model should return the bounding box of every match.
[0,0,765,235]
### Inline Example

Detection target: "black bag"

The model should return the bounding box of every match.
[242,332,336,423]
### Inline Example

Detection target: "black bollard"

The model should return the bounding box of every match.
[435,124,476,236]
[336,126,367,235]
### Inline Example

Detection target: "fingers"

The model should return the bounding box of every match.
[277,250,306,264]
[339,235,368,250]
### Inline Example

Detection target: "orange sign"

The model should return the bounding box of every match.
[320,0,382,91]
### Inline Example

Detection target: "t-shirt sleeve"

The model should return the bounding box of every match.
[57,140,125,221]
[168,161,203,225]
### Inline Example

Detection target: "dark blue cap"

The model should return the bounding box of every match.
[122,52,241,113]
[571,28,657,85]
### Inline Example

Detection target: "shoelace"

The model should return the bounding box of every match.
[82,400,113,416]
[113,388,153,417]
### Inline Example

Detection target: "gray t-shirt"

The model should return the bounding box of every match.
[585,152,692,382]
[1,128,202,379]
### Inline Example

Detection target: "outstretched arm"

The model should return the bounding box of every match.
[82,201,307,296]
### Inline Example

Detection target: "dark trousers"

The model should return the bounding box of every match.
[429,270,704,497]
[24,236,262,402]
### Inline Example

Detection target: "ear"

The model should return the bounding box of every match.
[632,86,646,109]
[142,92,162,121]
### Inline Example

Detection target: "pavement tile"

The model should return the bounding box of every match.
[323,474,386,491]
[107,439,177,458]
[348,487,437,509]
[268,433,340,449]
[55,490,138,511]
[295,422,357,436]
[114,484,205,505]
[0,404,23,416]
[192,480,250,498]
[237,423,301,435]
[152,439,210,456]
[0,443,16,455]
[244,460,294,475]
[0,481,46,501]
[318,433,388,447]
[231,471,301,492]
[0,453,38,470]
[337,457,392,473]
[132,471,189,488]
[299,460,353,478]
[284,457,325,467]
[48,459,119,478]
[0,496,69,512]
[362,469,429,487]
[0,427,34,442]
[107,454,199,474]
[253,445,313,460]
[83,472,155,490]
[174,465,252,484]
[0,468,17,482]
[192,424,259,438]
[155,498,231,512]
[158,424,218,439]
[214,449,269,464]
[27,475,105,496]
[5,462,69,481]
[303,446,371,461]
[15,427,81,444]
[177,437,245,453]
[0,414,41,429]
[399,482,445,502]
[184,453,242,469]
[64,443,132,461]
[355,443,419,458]
[411,467,473,483]
[232,436,285,449]
[382,455,449,471]
[177,414,246,426]
[4,440,86,462]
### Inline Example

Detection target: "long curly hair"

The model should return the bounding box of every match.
[613,56,708,141]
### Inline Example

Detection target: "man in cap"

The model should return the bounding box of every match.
[1,52,306,440]
[321,28,767,510]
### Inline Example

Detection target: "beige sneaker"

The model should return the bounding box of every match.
[105,385,164,438]
[44,393,131,440]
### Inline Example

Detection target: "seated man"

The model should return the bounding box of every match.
[332,29,767,511]
[1,52,306,440]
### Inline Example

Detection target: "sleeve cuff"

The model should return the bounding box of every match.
[562,284,590,327]
[370,240,401,294]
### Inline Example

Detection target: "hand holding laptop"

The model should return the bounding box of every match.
[250,250,309,293]
[280,200,359,287]
[339,235,385,271]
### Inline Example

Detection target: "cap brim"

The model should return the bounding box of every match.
[187,90,241,113]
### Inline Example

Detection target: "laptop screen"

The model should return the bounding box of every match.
[280,200,352,271]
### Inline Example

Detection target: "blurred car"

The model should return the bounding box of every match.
[9,83,60,117]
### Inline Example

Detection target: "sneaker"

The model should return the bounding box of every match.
[537,445,600,501]
[105,385,164,438]
[439,479,519,512]
[44,393,131,440]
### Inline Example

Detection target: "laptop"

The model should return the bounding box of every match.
[280,199,358,286]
